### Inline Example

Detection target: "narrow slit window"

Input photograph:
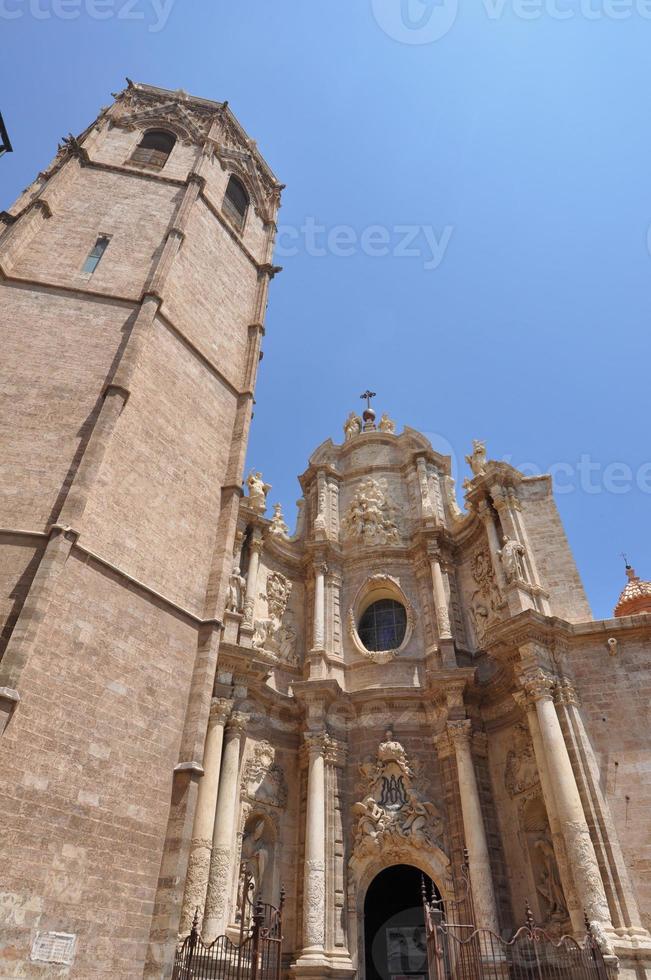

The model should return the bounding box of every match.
[82,235,110,275]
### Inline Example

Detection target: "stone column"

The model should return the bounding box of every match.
[447,721,501,935]
[242,529,263,626]
[312,562,327,652]
[476,499,507,593]
[521,671,614,937]
[555,680,649,940]
[299,732,329,961]
[179,698,232,934]
[513,689,581,930]
[202,711,248,941]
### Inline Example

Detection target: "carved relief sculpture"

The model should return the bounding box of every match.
[241,740,288,809]
[504,723,540,798]
[341,478,401,545]
[469,549,504,644]
[351,731,443,858]
[252,571,297,665]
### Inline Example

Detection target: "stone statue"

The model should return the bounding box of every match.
[379,413,396,434]
[241,817,271,904]
[534,837,567,922]
[253,572,294,659]
[498,536,527,583]
[343,412,362,441]
[465,439,487,478]
[226,565,246,613]
[269,502,289,539]
[504,724,539,797]
[246,471,271,515]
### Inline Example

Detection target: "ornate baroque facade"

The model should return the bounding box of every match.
[1,84,651,980]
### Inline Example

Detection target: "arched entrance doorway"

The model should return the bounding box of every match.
[364,865,440,980]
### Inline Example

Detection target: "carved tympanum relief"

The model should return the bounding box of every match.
[252,572,298,666]
[341,478,401,545]
[351,731,444,858]
[469,549,504,644]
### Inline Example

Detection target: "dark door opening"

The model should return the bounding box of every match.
[364,865,440,980]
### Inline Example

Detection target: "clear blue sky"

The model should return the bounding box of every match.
[2,1,650,619]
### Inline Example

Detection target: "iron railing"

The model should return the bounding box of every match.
[422,855,614,980]
[172,868,284,980]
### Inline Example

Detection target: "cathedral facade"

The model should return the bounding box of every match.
[1,83,650,980]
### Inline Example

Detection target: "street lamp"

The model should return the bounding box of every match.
[0,113,13,158]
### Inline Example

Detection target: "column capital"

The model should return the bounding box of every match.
[475,497,494,522]
[513,689,536,714]
[489,485,510,512]
[447,718,473,748]
[249,528,264,553]
[520,668,555,703]
[433,730,454,759]
[324,736,347,768]
[209,697,233,726]
[554,678,580,707]
[225,711,249,737]
[303,730,330,752]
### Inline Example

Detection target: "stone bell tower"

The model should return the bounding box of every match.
[0,82,282,978]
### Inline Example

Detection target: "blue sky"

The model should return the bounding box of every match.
[2,0,650,618]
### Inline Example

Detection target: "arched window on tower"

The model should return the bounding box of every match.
[129,129,176,171]
[223,174,249,232]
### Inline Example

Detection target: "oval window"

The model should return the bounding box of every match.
[357,598,407,652]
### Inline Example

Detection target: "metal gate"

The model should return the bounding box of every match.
[172,869,284,980]
[422,855,614,980]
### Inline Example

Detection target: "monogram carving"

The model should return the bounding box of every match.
[352,731,443,857]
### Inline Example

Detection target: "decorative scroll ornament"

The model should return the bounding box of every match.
[241,740,288,808]
[504,724,540,798]
[351,731,443,857]
[252,572,297,666]
[341,478,401,545]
